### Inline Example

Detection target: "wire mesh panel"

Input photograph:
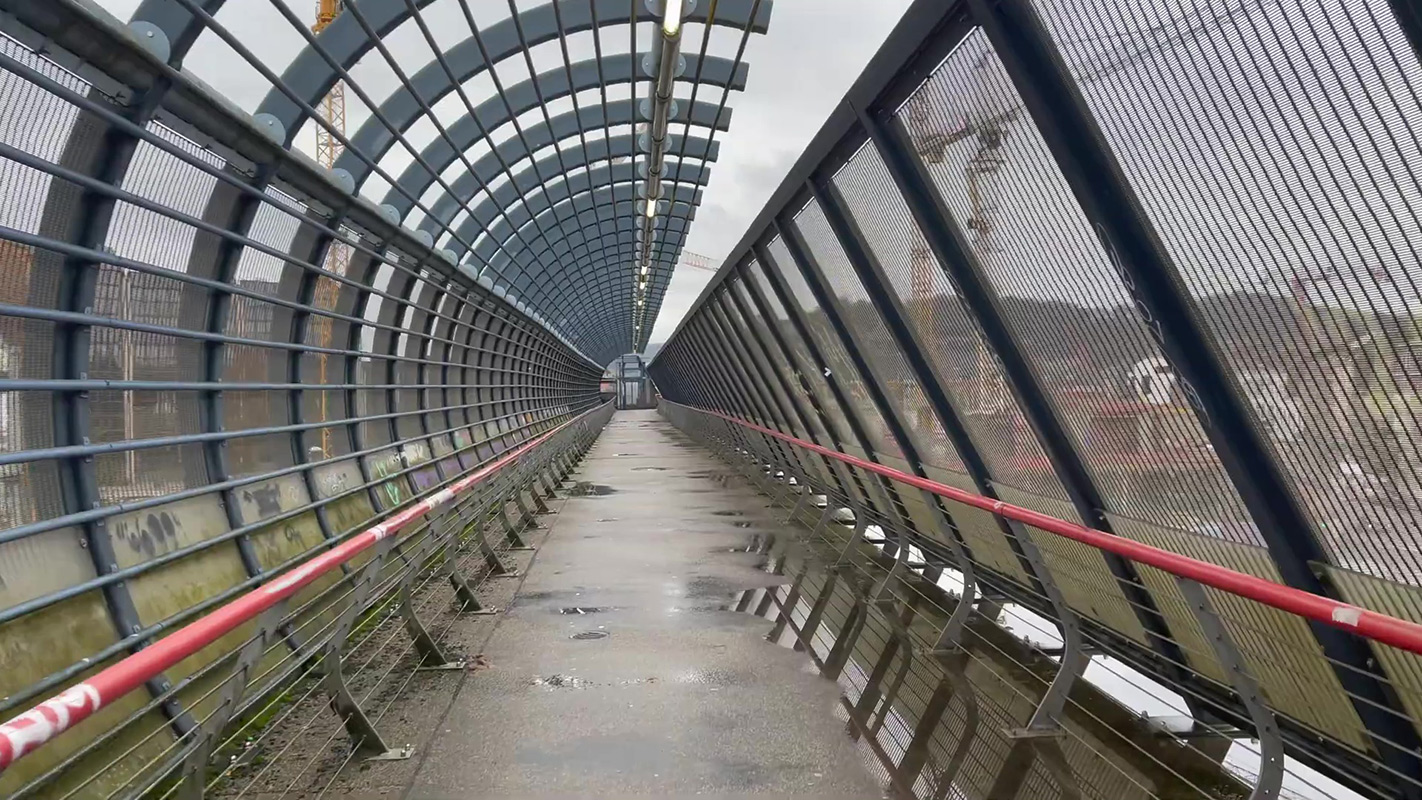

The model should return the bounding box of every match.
[1028,0,1422,586]
[892,19,1388,751]
[744,257,861,451]
[726,273,867,507]
[894,31,1257,547]
[789,196,967,477]
[0,14,605,794]
[763,235,904,460]
[643,428,1265,800]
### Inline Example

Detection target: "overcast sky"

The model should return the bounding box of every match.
[643,0,915,343]
[90,0,915,350]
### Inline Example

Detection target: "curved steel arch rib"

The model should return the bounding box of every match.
[479,226,688,318]
[472,222,693,320]
[483,217,691,292]
[298,0,765,179]
[486,241,685,320]
[389,100,729,219]
[474,232,691,328]
[138,0,771,358]
[456,186,699,271]
[465,211,689,296]
[355,51,738,335]
[525,262,683,346]
[451,161,709,267]
[338,52,746,190]
[426,139,712,249]
[417,130,719,235]
[510,234,689,319]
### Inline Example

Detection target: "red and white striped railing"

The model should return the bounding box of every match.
[0,403,604,772]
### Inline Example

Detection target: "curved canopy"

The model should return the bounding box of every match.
[132,0,773,365]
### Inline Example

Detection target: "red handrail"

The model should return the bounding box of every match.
[675,402,1422,656]
[0,404,602,773]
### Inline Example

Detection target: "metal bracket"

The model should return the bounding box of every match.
[785,480,812,524]
[538,467,560,502]
[508,468,544,528]
[768,558,811,645]
[398,531,463,670]
[865,599,918,740]
[180,600,288,799]
[1003,519,1087,737]
[322,537,411,761]
[922,489,976,657]
[825,577,871,680]
[525,461,553,514]
[469,489,516,577]
[927,649,980,800]
[1177,577,1282,800]
[497,490,533,550]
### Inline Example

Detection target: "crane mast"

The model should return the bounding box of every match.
[312,0,347,456]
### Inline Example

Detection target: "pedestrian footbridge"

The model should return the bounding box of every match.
[4,1,1422,799]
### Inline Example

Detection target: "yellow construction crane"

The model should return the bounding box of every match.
[313,0,347,170]
[312,0,347,457]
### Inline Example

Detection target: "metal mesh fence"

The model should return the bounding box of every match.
[651,3,1422,796]
[789,195,968,476]
[0,19,603,796]
[894,35,1260,544]
[763,235,905,460]
[1030,0,1422,582]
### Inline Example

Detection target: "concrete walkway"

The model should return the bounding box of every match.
[404,410,884,799]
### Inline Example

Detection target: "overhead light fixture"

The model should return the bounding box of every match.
[662,0,683,36]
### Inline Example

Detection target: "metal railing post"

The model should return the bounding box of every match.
[721,271,868,528]
[1175,578,1283,800]
[688,311,800,502]
[898,522,980,795]
[467,482,515,579]
[435,496,489,614]
[320,536,412,762]
[397,519,465,671]
[707,292,822,494]
[741,251,907,544]
[750,235,915,551]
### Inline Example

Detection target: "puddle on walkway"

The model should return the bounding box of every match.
[532,674,592,689]
[674,668,739,687]
[567,482,617,496]
[724,533,773,553]
[631,466,667,472]
[685,575,749,599]
[571,630,610,640]
[559,606,614,615]
[710,510,744,517]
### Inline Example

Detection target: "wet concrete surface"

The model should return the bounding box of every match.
[404,410,885,799]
